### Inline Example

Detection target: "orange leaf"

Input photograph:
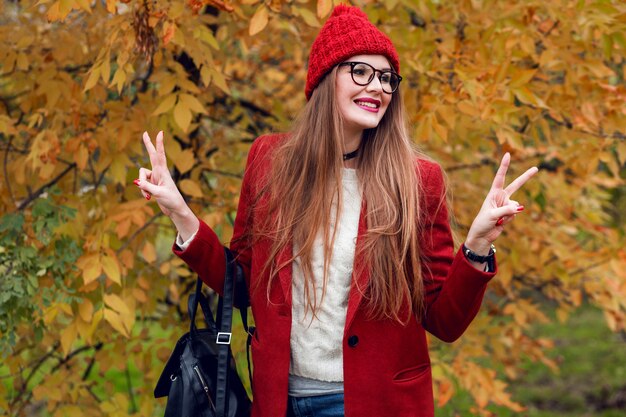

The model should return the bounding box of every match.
[249,4,269,36]
[60,323,77,356]
[142,242,157,263]
[317,0,332,18]
[174,102,192,132]
[104,308,130,337]
[101,253,121,285]
[179,179,203,198]
[163,24,176,46]
[78,300,94,323]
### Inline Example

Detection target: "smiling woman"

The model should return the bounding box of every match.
[135,4,538,417]
[334,55,393,151]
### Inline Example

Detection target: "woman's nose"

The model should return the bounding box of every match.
[365,74,384,93]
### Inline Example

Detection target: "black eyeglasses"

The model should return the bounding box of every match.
[338,61,402,94]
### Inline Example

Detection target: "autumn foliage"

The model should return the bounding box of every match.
[1,0,625,415]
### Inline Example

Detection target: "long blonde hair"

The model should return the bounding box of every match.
[250,67,429,323]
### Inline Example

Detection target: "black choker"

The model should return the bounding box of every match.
[343,149,359,161]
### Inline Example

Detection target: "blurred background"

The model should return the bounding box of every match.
[1,0,625,416]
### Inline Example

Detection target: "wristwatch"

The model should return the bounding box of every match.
[462,243,496,272]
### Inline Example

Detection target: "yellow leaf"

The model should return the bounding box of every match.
[457,101,479,117]
[75,0,91,12]
[385,0,399,10]
[179,94,207,114]
[16,35,36,49]
[110,66,126,94]
[105,0,116,14]
[137,276,150,290]
[59,0,74,16]
[513,87,547,108]
[78,254,101,285]
[101,54,111,83]
[152,94,177,116]
[75,316,93,344]
[436,105,455,129]
[39,163,55,181]
[174,149,195,174]
[249,4,269,36]
[104,308,130,337]
[103,293,131,316]
[210,68,230,95]
[179,179,204,198]
[432,117,448,142]
[59,303,73,317]
[297,7,321,27]
[201,66,212,87]
[101,254,121,285]
[83,66,101,92]
[264,68,287,83]
[194,25,219,49]
[43,305,59,325]
[509,69,537,88]
[141,242,157,263]
[133,288,148,303]
[317,0,332,18]
[78,300,94,322]
[75,145,88,171]
[60,323,77,356]
[174,102,192,132]
[16,53,29,71]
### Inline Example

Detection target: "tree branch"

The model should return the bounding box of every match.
[3,135,15,205]
[116,212,163,254]
[16,163,77,211]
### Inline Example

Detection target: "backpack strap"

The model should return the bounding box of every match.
[215,247,236,417]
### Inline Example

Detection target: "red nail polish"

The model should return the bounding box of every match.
[146,194,151,200]
[516,205,525,212]
[496,217,504,226]
[133,179,140,186]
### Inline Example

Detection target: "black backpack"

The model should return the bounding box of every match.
[154,248,253,417]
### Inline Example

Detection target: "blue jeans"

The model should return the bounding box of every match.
[287,393,345,417]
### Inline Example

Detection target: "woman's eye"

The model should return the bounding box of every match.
[353,69,366,76]
[380,74,391,83]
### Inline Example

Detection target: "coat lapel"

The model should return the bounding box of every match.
[277,240,293,309]
[344,201,370,332]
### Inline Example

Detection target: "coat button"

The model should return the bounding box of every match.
[347,335,359,347]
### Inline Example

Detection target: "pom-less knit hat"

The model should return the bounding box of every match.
[305,4,400,100]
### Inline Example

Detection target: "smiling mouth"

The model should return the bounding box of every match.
[354,99,381,112]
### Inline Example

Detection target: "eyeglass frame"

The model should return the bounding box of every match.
[337,61,403,94]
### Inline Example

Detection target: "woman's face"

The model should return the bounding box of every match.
[335,54,393,139]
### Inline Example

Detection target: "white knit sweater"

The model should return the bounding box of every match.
[289,168,362,382]
[177,169,362,383]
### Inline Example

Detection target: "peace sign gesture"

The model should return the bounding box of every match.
[465,153,539,255]
[134,131,199,240]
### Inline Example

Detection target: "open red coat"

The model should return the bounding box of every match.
[173,133,496,417]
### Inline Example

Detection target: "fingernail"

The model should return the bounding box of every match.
[146,194,151,200]
[133,179,140,186]
[516,205,525,212]
[496,217,504,226]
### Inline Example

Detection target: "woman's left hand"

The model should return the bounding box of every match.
[465,152,539,255]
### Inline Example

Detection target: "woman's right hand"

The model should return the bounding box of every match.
[135,131,199,240]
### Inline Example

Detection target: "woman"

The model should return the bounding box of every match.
[135,5,538,417]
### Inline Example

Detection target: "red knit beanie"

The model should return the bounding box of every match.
[305,4,400,100]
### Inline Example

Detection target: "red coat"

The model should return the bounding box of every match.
[174,133,496,417]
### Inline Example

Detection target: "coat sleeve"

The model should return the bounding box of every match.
[419,161,497,343]
[172,136,264,296]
